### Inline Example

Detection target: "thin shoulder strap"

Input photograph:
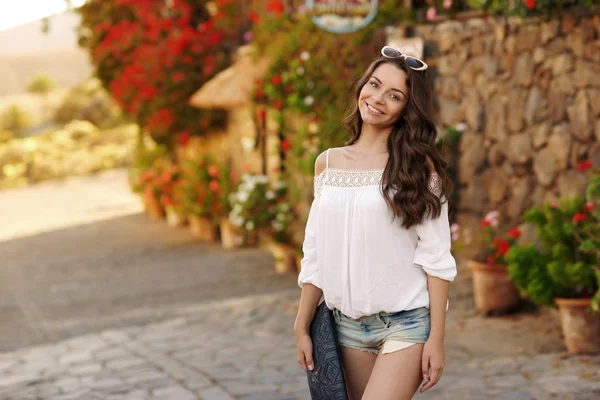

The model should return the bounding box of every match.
[326,148,330,169]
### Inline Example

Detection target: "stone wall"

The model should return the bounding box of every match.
[406,12,600,234]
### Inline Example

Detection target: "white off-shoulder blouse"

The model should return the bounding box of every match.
[297,149,457,319]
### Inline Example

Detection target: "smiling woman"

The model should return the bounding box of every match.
[295,47,457,400]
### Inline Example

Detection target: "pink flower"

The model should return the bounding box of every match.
[426,7,437,21]
[443,0,453,8]
[451,232,460,242]
[450,223,460,234]
[484,210,499,227]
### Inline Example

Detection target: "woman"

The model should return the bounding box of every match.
[294,46,457,400]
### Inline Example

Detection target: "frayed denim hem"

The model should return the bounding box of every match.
[338,343,380,355]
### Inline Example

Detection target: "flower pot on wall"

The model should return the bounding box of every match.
[144,194,165,220]
[220,218,245,249]
[165,206,187,228]
[189,215,216,241]
[468,260,522,315]
[555,298,600,354]
[268,242,297,274]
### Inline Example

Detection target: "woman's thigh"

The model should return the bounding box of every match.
[361,344,424,400]
[340,346,377,400]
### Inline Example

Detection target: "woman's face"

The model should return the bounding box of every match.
[358,63,409,128]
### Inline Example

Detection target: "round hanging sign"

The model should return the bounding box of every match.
[305,0,379,34]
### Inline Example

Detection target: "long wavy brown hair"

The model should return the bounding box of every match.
[342,56,453,229]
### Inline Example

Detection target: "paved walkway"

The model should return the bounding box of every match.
[1,169,599,399]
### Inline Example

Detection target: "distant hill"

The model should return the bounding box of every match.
[0,11,93,96]
[0,11,81,53]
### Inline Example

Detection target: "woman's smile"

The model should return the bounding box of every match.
[365,101,385,115]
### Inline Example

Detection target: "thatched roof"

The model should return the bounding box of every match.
[189,47,270,110]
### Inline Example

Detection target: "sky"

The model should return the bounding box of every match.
[0,0,86,31]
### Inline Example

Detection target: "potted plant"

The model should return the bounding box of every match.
[140,169,165,220]
[507,193,600,354]
[228,173,271,249]
[264,180,298,274]
[215,163,244,249]
[182,155,220,241]
[466,211,523,315]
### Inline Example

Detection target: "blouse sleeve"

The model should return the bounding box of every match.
[412,173,457,281]
[297,175,323,289]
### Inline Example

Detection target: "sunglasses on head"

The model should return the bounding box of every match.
[381,46,428,71]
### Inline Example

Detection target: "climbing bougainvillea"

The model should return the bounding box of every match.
[75,0,252,144]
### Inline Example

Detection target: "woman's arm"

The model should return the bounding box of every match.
[295,151,328,372]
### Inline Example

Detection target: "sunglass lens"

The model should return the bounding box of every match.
[382,47,402,58]
[406,57,424,69]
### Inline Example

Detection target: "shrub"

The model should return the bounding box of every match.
[26,75,55,95]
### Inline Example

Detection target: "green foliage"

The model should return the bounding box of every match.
[54,79,123,129]
[0,104,32,133]
[252,0,408,155]
[507,197,599,309]
[506,244,555,306]
[463,0,600,17]
[26,75,55,95]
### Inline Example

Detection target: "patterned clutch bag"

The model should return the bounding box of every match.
[306,302,349,400]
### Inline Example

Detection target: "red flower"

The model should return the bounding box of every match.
[578,161,593,172]
[271,75,282,85]
[573,213,588,222]
[584,203,595,212]
[273,99,283,109]
[486,256,496,265]
[248,11,260,23]
[281,138,291,152]
[508,227,521,239]
[208,165,219,178]
[481,219,490,228]
[526,0,535,9]
[178,131,190,146]
[209,180,219,192]
[496,239,510,255]
[257,109,266,121]
[161,194,173,207]
[266,0,285,15]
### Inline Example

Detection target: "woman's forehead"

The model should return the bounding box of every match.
[371,63,407,88]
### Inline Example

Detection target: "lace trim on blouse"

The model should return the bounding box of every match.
[314,169,441,197]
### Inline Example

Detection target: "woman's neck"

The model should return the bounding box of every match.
[354,124,390,155]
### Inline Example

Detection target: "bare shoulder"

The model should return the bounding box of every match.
[314,150,328,177]
[315,147,341,176]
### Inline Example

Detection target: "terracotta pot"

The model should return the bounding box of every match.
[143,195,165,220]
[219,218,245,249]
[468,260,522,315]
[268,242,297,274]
[188,215,216,241]
[165,206,186,228]
[555,298,600,354]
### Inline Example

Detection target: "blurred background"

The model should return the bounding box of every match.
[0,0,599,399]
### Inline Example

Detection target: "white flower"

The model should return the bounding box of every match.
[308,121,319,134]
[245,221,255,231]
[277,213,286,221]
[237,191,249,203]
[281,203,290,212]
[455,122,468,132]
[275,181,286,190]
[304,96,314,106]
[297,66,305,76]
[233,204,242,213]
[300,51,310,61]
[266,191,275,200]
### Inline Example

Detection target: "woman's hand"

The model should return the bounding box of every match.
[295,331,314,373]
[420,337,445,393]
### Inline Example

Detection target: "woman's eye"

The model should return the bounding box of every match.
[370,81,378,88]
[391,94,400,101]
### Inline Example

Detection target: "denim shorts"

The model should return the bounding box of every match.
[333,307,430,355]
